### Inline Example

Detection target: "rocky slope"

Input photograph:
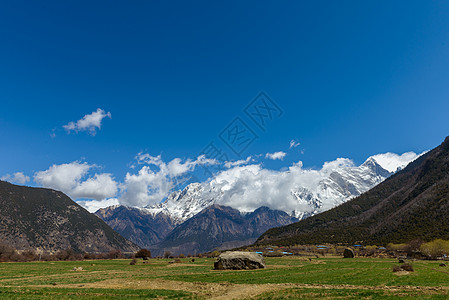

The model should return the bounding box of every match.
[95,205,176,248]
[153,204,298,255]
[256,136,449,246]
[0,181,138,253]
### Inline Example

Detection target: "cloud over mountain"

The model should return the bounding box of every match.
[369,151,426,173]
[34,162,118,202]
[28,148,424,216]
[209,158,351,213]
[77,198,120,213]
[1,172,30,184]
[119,153,218,207]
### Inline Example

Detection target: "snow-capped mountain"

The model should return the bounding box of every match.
[139,153,412,222]
[143,182,212,225]
[290,156,393,218]
[96,152,422,254]
[256,137,449,247]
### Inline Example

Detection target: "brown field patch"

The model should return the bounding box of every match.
[26,278,449,299]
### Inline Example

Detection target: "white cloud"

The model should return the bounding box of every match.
[63,108,111,136]
[265,151,287,160]
[289,140,300,149]
[120,154,217,207]
[31,150,422,215]
[1,172,30,184]
[77,198,120,213]
[203,151,421,214]
[321,157,355,173]
[370,151,425,173]
[120,165,170,207]
[224,156,253,168]
[207,158,350,213]
[71,173,118,200]
[209,162,318,213]
[34,162,91,192]
[34,162,118,201]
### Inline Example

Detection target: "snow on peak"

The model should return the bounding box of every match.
[98,150,426,225]
[369,151,424,173]
[142,153,404,223]
[144,182,214,224]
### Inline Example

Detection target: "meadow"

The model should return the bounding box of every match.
[0,256,448,299]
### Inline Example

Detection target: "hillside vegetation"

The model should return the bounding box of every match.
[0,181,138,253]
[256,136,449,246]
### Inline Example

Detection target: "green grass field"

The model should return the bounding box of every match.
[0,257,448,299]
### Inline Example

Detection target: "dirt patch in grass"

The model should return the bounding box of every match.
[263,264,299,269]
[48,279,292,299]
[51,278,232,298]
[33,278,449,299]
[310,260,326,265]
[393,270,411,276]
[0,270,127,283]
[165,263,203,267]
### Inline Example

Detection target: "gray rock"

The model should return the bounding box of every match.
[343,248,354,258]
[214,251,265,270]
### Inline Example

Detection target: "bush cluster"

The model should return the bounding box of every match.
[420,239,449,259]
[0,243,128,262]
[135,248,152,259]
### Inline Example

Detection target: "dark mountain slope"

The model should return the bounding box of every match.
[95,206,176,248]
[256,136,449,246]
[0,181,138,253]
[156,204,297,255]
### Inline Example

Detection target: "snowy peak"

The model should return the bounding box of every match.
[361,157,392,178]
[165,182,203,203]
[102,151,423,227]
[368,152,423,173]
[137,152,422,223]
[144,182,214,224]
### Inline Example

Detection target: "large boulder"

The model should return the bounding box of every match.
[343,248,355,258]
[214,251,266,270]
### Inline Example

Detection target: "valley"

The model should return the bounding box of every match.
[0,256,448,299]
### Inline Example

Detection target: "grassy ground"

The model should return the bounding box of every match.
[0,257,448,299]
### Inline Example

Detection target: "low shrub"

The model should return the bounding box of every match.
[392,265,402,272]
[135,249,152,259]
[401,263,414,272]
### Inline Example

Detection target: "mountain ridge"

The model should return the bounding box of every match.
[135,153,412,223]
[96,152,421,254]
[255,136,449,246]
[0,181,138,253]
[152,204,298,255]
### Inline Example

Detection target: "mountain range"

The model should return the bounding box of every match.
[256,136,449,246]
[139,154,404,221]
[0,141,439,256]
[0,144,434,256]
[96,153,419,254]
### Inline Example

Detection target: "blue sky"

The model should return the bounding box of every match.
[1,1,449,209]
